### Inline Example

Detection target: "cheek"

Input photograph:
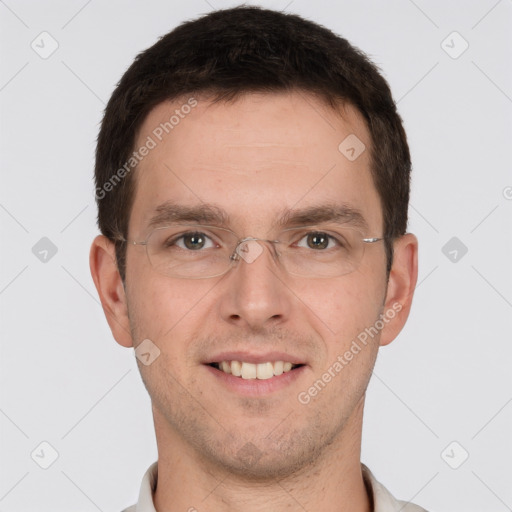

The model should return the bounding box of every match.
[126,270,217,348]
[288,273,384,342]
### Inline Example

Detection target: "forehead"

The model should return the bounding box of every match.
[129,91,382,236]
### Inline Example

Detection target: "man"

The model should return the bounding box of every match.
[90,6,423,511]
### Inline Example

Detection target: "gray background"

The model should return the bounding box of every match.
[1,0,511,511]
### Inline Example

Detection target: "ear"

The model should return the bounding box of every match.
[89,235,133,348]
[379,233,418,347]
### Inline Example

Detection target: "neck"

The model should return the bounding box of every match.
[152,400,371,512]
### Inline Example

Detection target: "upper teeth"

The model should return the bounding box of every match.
[218,361,294,380]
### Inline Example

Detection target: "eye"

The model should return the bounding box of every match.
[173,232,216,251]
[296,231,338,250]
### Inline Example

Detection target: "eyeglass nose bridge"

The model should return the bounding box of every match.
[230,237,280,265]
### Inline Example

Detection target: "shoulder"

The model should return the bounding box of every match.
[362,464,429,512]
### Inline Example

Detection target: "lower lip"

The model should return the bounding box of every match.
[204,364,307,396]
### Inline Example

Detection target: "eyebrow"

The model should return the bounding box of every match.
[146,202,230,230]
[145,201,369,233]
[276,203,369,232]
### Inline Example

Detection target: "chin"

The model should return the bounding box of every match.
[199,423,338,482]
[215,448,312,481]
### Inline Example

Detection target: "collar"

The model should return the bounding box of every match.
[124,461,427,512]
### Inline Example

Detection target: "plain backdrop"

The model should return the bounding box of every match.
[1,1,511,511]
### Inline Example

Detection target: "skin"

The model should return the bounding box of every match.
[90,91,418,512]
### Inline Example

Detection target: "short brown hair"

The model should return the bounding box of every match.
[95,5,411,282]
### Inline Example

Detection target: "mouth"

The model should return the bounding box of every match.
[208,360,304,380]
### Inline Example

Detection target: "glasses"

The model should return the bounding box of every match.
[118,223,386,279]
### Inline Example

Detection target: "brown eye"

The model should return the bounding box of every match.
[308,233,329,249]
[296,232,333,250]
[178,232,211,250]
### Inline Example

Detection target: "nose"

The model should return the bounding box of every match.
[218,239,292,330]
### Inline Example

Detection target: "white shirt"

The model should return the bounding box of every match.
[121,462,428,512]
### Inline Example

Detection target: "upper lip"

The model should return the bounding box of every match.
[203,351,306,365]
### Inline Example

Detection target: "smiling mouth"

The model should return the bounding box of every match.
[209,361,304,380]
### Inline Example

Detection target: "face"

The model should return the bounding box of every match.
[122,92,392,478]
